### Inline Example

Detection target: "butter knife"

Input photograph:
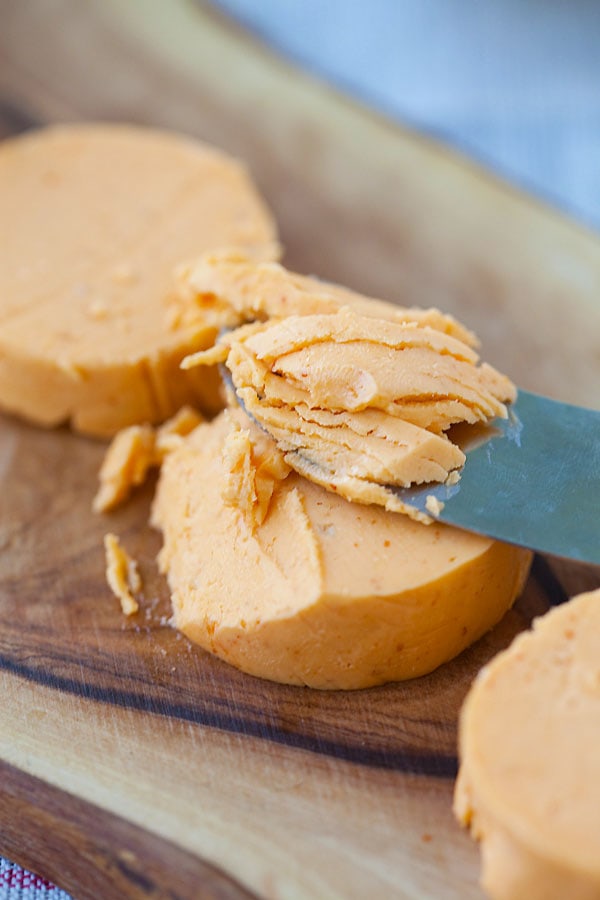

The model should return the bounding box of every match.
[397,390,600,565]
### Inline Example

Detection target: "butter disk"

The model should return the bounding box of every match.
[0,124,278,436]
[152,408,531,690]
[455,588,600,900]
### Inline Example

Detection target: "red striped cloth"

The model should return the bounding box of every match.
[0,859,71,899]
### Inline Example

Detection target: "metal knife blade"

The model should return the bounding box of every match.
[396,390,600,565]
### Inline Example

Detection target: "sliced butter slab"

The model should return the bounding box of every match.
[455,588,600,900]
[152,408,531,689]
[0,124,278,436]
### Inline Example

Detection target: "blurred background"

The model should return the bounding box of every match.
[215,0,600,229]
[2,0,600,230]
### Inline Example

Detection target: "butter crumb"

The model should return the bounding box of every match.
[94,407,205,513]
[222,425,258,522]
[425,495,445,517]
[445,469,461,486]
[181,344,228,370]
[93,424,156,513]
[155,406,204,458]
[221,417,290,529]
[104,533,141,616]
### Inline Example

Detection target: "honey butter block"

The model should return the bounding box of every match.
[0,124,278,436]
[151,408,531,689]
[454,588,600,900]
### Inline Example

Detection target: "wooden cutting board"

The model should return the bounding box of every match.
[1,3,599,898]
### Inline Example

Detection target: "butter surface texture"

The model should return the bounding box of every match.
[185,304,515,517]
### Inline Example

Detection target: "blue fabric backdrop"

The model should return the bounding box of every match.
[215,0,600,231]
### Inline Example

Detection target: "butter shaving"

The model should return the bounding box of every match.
[94,406,204,513]
[104,533,141,616]
[155,406,205,458]
[93,424,156,513]
[445,469,462,486]
[198,308,514,517]
[425,495,445,517]
[221,416,290,530]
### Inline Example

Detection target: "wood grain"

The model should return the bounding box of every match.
[0,2,599,898]
[0,418,566,776]
[0,760,257,900]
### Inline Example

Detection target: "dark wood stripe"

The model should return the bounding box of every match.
[0,653,457,777]
[0,758,258,900]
